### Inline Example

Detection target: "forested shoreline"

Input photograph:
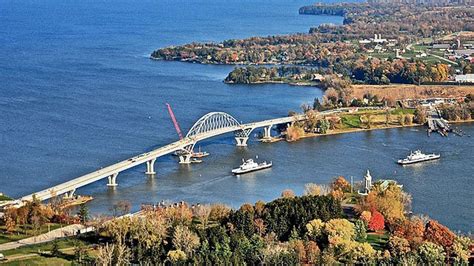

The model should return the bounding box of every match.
[151,3,473,87]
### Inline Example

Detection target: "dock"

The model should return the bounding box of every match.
[427,109,451,137]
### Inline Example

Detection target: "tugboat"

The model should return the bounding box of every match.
[397,150,440,165]
[232,157,272,175]
[173,147,209,158]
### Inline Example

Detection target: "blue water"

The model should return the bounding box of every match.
[0,0,472,232]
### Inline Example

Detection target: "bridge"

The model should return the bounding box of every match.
[15,112,306,203]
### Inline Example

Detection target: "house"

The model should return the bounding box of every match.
[358,170,402,195]
[455,49,474,57]
[455,74,474,83]
[432,43,450,50]
[371,34,387,43]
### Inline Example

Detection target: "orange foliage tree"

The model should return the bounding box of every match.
[424,220,455,253]
[331,176,351,193]
[393,217,425,249]
[368,210,385,231]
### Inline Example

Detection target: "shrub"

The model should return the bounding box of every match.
[417,242,446,264]
[354,219,367,241]
[167,250,187,263]
[388,236,411,259]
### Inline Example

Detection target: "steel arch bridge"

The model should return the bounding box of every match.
[185,112,241,138]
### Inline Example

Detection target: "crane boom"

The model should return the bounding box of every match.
[166,103,184,140]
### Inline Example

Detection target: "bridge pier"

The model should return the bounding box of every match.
[145,158,156,175]
[63,189,76,199]
[107,173,118,187]
[235,137,249,147]
[263,125,273,139]
[179,154,192,164]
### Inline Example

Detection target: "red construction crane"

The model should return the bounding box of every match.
[166,103,184,140]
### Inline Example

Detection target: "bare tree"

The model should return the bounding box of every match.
[114,242,131,266]
[96,243,114,266]
[172,225,200,257]
[193,204,211,228]
[304,183,322,196]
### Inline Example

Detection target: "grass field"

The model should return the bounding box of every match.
[2,256,72,266]
[366,231,389,250]
[0,224,63,245]
[352,84,474,100]
[1,237,96,265]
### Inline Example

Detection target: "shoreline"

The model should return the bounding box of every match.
[224,80,320,87]
[274,119,474,143]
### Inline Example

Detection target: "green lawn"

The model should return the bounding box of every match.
[390,108,415,115]
[2,256,72,266]
[366,231,389,250]
[0,224,63,245]
[0,237,97,265]
[0,195,12,201]
[341,115,362,128]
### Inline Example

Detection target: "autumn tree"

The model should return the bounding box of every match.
[424,220,455,253]
[414,106,427,124]
[281,189,296,199]
[368,210,385,231]
[360,211,371,225]
[172,225,200,257]
[304,183,322,196]
[393,216,425,249]
[209,204,231,222]
[330,176,351,200]
[305,241,320,264]
[96,243,114,266]
[388,236,411,260]
[359,182,409,225]
[450,236,471,264]
[193,204,211,228]
[324,218,355,243]
[417,241,446,264]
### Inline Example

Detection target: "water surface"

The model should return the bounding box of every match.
[0,0,472,232]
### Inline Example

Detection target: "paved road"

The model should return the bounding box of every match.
[0,224,87,251]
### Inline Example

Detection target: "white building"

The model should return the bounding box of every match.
[455,74,474,83]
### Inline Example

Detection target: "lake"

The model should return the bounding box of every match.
[0,0,472,232]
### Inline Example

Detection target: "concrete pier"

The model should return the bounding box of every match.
[235,137,249,146]
[63,189,76,199]
[145,158,156,175]
[107,173,118,187]
[263,125,273,139]
[179,154,192,164]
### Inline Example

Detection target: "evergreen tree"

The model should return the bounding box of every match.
[78,203,89,224]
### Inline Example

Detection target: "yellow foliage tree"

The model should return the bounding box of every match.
[360,182,409,225]
[167,249,187,263]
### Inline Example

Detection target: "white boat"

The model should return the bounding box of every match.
[397,150,440,165]
[232,157,272,175]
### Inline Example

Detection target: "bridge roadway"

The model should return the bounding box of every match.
[16,114,306,203]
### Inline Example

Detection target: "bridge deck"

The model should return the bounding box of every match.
[17,115,306,203]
